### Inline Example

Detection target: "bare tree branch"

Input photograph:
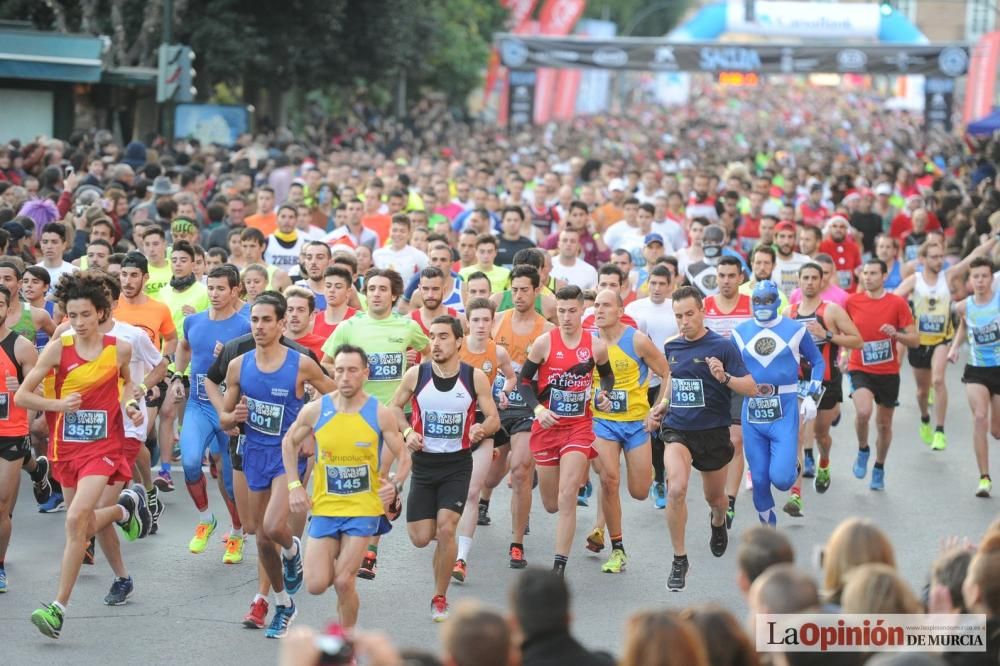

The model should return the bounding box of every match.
[126,0,163,67]
[79,0,100,34]
[41,0,68,33]
[109,0,129,66]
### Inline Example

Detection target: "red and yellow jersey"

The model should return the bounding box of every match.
[51,333,124,462]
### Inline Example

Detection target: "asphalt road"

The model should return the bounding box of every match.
[3,356,998,665]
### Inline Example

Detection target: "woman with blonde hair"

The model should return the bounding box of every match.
[841,563,921,614]
[822,517,896,606]
[619,609,709,666]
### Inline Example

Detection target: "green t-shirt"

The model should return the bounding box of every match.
[146,261,173,299]
[159,281,210,342]
[323,312,429,406]
[459,264,511,294]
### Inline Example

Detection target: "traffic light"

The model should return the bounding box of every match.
[157,44,197,103]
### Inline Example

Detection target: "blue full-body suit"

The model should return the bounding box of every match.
[731,281,824,525]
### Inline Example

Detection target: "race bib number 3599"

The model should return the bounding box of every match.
[62,409,108,443]
[423,410,464,439]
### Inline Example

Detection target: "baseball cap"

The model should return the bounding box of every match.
[2,221,26,242]
[875,183,892,196]
[644,233,664,246]
[608,178,626,193]
[774,221,797,233]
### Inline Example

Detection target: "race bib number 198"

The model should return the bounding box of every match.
[670,378,705,408]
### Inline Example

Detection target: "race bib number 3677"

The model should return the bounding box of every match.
[861,339,892,366]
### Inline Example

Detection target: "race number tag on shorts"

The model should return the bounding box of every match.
[861,339,892,366]
[670,378,705,408]
[0,392,8,420]
[597,389,628,414]
[62,410,108,442]
[194,374,208,400]
[368,352,404,382]
[918,314,946,335]
[324,464,370,495]
[423,410,465,439]
[747,396,783,424]
[972,322,1000,346]
[549,388,586,417]
[246,397,285,436]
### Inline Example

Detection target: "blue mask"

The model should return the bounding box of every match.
[752,280,781,323]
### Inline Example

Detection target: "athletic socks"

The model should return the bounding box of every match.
[610,534,624,553]
[275,589,291,606]
[727,495,736,512]
[790,485,801,497]
[367,544,378,557]
[52,600,66,614]
[457,536,472,561]
[253,593,266,603]
[873,462,884,470]
[921,415,931,424]
[280,539,298,560]
[552,554,568,574]
[819,457,830,468]
[478,498,489,510]
[935,425,944,433]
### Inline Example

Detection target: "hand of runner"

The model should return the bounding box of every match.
[799,396,818,422]
[5,375,18,392]
[595,390,613,412]
[879,324,898,338]
[648,402,667,425]
[469,423,486,443]
[498,391,509,409]
[406,349,417,366]
[181,304,197,316]
[60,392,82,412]
[233,395,249,423]
[706,356,726,383]
[806,320,827,339]
[404,429,423,452]
[171,379,185,401]
[126,403,143,426]
[288,485,311,514]
[536,408,560,429]
[146,384,161,401]
[947,346,959,364]
[377,481,396,509]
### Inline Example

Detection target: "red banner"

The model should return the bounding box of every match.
[964,31,1000,125]
[534,0,586,124]
[491,0,539,123]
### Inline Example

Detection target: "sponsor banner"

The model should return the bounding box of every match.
[496,36,971,77]
[534,0,586,124]
[925,77,955,132]
[756,614,987,653]
[726,0,881,40]
[963,31,1000,124]
[507,68,537,127]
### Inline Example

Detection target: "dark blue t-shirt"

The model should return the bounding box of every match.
[663,329,748,431]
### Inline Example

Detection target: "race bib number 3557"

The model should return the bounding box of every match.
[62,409,108,443]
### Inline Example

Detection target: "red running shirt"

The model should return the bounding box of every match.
[845,292,914,375]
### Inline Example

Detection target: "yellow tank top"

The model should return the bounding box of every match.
[912,271,954,346]
[311,394,384,518]
[592,327,649,422]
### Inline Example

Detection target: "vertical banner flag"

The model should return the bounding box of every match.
[490,0,538,124]
[963,31,1000,125]
[533,0,586,124]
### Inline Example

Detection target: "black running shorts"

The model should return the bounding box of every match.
[848,371,900,407]
[406,450,473,523]
[963,364,1000,396]
[659,426,734,472]
[0,435,30,463]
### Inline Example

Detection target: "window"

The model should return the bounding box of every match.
[967,0,997,41]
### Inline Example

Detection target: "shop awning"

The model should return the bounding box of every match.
[0,29,104,83]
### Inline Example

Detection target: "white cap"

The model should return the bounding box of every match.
[875,183,892,196]
[608,178,626,193]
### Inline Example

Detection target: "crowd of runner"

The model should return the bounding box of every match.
[0,82,998,659]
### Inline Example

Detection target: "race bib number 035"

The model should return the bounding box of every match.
[368,352,404,382]
[670,378,705,408]
[246,397,285,436]
[861,339,892,366]
[325,464,370,495]
[746,396,782,424]
[62,409,108,443]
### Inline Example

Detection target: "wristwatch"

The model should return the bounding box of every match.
[825,330,834,342]
[721,372,732,386]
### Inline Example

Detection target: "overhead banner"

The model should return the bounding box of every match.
[725,0,881,40]
[497,35,971,77]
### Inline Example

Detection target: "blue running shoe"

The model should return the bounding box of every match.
[852,449,870,479]
[103,576,133,605]
[870,466,885,491]
[652,482,666,510]
[264,600,297,639]
[0,566,7,592]
[282,536,304,595]
[38,493,65,513]
[802,450,816,478]
[577,480,591,507]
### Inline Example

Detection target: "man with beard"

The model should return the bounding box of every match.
[293,241,331,311]
[819,216,862,292]
[739,246,789,313]
[773,222,810,297]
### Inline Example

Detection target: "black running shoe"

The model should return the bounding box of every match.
[477,502,491,526]
[31,456,52,505]
[709,514,728,557]
[667,557,688,591]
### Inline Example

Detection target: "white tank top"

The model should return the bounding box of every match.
[264,236,307,272]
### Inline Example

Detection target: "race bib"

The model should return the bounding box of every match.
[918,314,946,335]
[62,409,108,443]
[670,378,705,408]
[367,352,404,382]
[0,393,8,420]
[597,389,628,414]
[861,339,893,366]
[779,269,798,294]
[904,245,919,262]
[836,270,852,290]
[972,322,1000,346]
[423,410,465,439]
[324,464,371,495]
[194,373,208,400]
[747,396,783,424]
[549,388,586,417]
[246,397,285,436]
[493,374,526,407]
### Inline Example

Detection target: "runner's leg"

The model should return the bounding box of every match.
[664,443,693,556]
[0,457,20,563]
[967,384,990,476]
[508,432,533,544]
[332,536,368,628]
[874,405,895,466]
[56,475,123,605]
[94,482,128,579]
[553,451,589,559]
[456,440,493,565]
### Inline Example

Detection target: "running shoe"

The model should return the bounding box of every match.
[38,492,65,513]
[452,559,467,583]
[282,536,304,594]
[83,536,95,565]
[103,576,133,606]
[130,483,153,538]
[154,469,174,492]
[977,477,993,498]
[585,527,605,553]
[814,466,831,494]
[30,603,64,639]
[725,507,735,530]
[601,548,627,574]
[931,431,947,451]
[431,595,449,623]
[358,552,377,579]
[667,558,688,592]
[509,544,527,569]
[802,450,816,478]
[783,493,803,518]
[188,516,217,554]
[0,566,6,592]
[31,455,52,505]
[264,600,296,639]
[709,514,728,557]
[223,534,245,564]
[852,448,870,479]
[920,421,933,445]
[148,490,163,535]
[243,597,269,629]
[116,487,150,542]
[477,502,491,526]
[651,481,666,510]
[744,470,753,490]
[870,466,885,491]
[576,480,591,507]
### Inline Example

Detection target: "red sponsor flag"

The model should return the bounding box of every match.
[964,32,1000,125]
[533,0,586,124]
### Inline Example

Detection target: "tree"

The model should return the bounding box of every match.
[583,0,693,37]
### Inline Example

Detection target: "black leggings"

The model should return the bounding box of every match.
[648,386,665,484]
